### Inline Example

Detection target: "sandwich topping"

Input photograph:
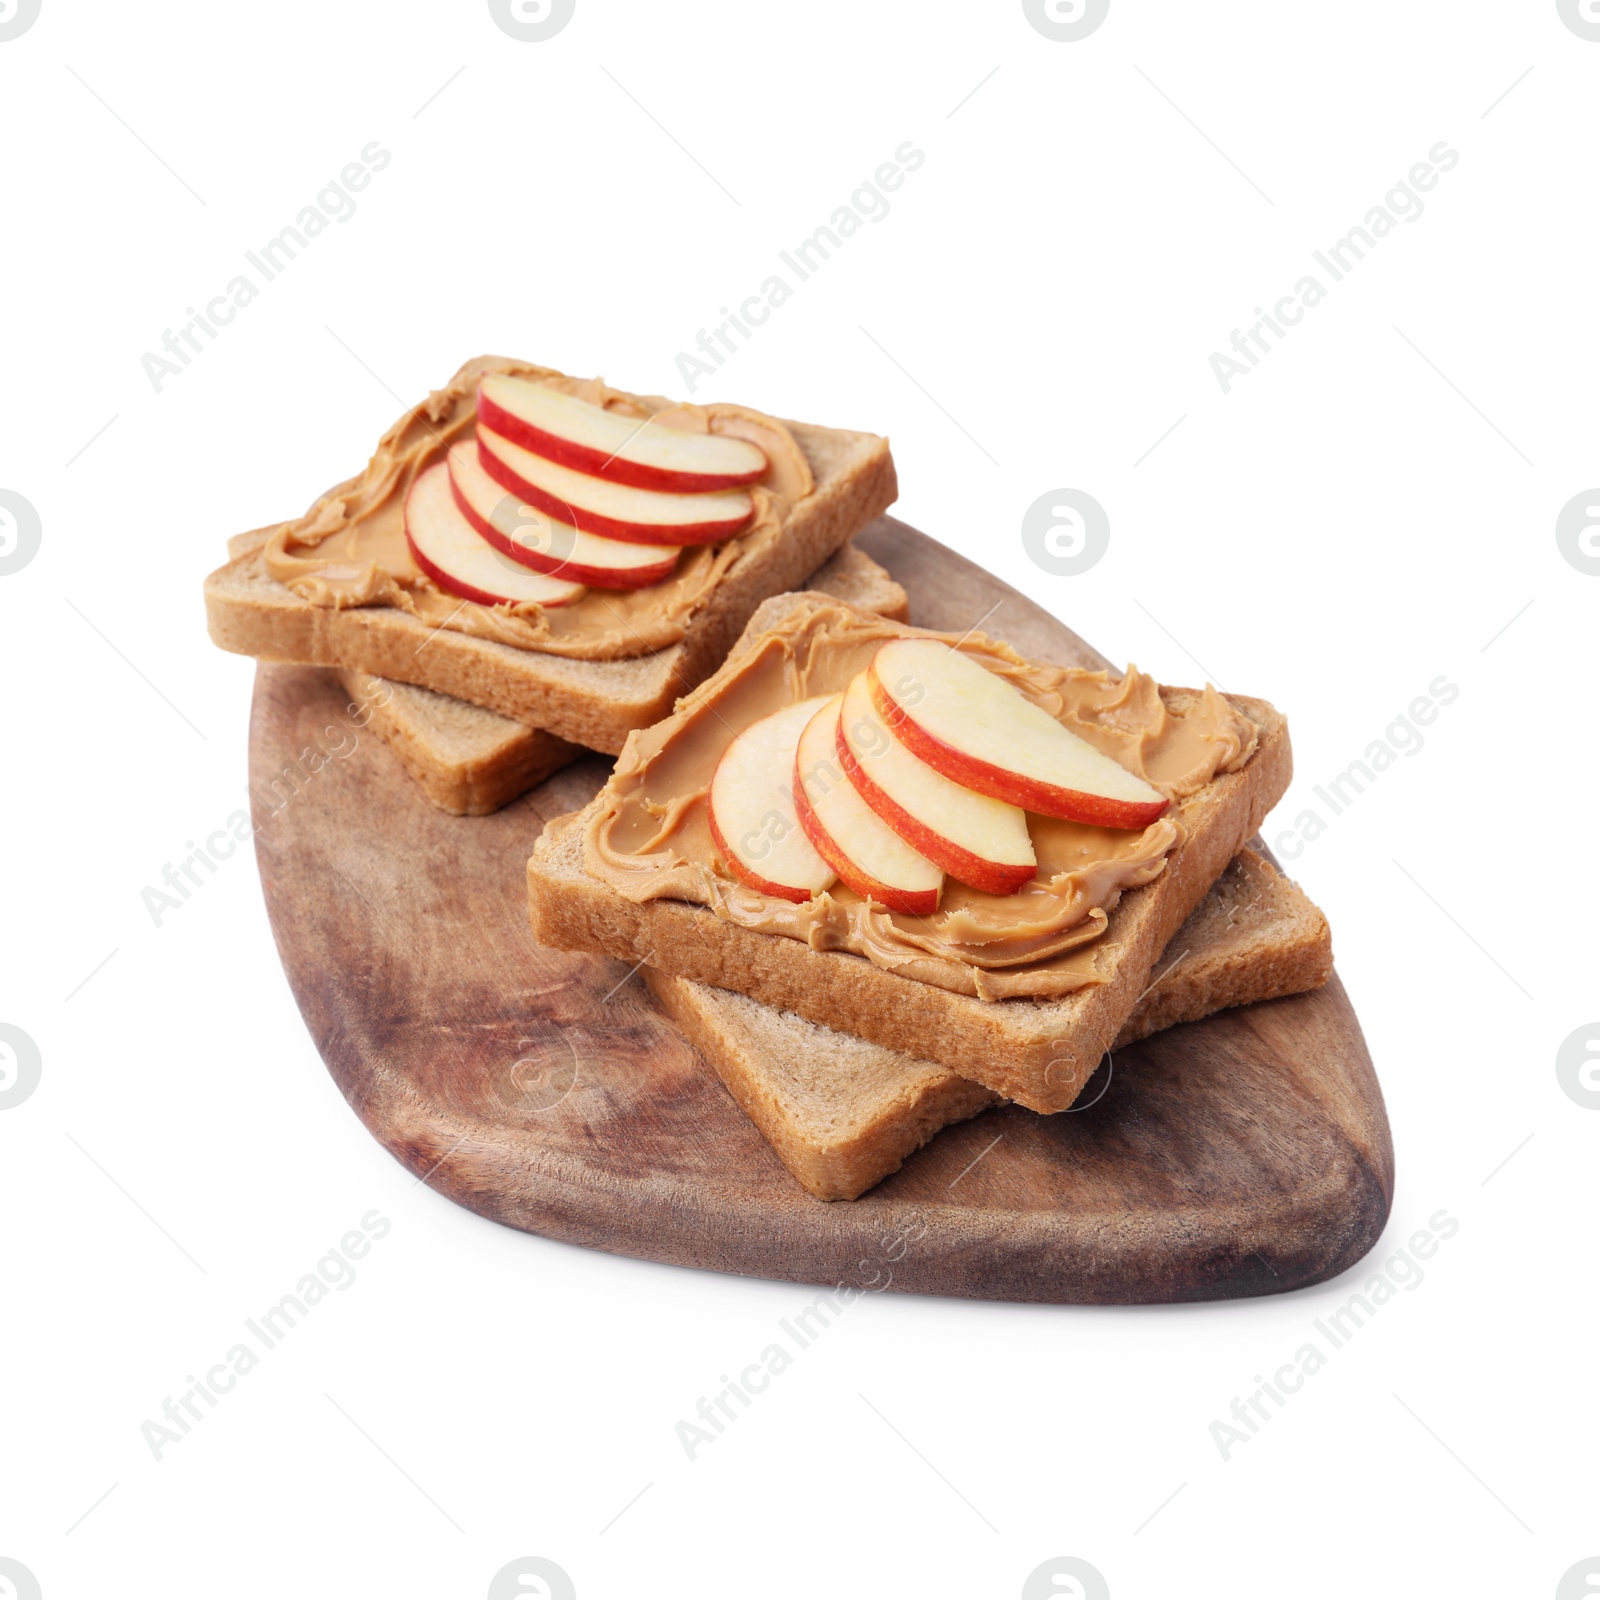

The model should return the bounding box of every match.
[259,356,814,662]
[580,603,1259,1000]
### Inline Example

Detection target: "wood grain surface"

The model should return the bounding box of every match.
[248,517,1394,1304]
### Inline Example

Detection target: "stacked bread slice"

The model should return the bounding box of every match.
[205,357,1331,1204]
[205,356,899,753]
[527,590,1330,1197]
[331,543,911,814]
[648,848,1330,1198]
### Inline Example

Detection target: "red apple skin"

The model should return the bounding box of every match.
[706,795,814,904]
[791,761,940,917]
[868,664,1171,831]
[404,519,578,608]
[477,389,766,494]
[447,472,677,591]
[476,438,752,549]
[834,717,1035,897]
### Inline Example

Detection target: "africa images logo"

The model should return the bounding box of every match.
[0,490,41,576]
[0,1024,42,1110]
[1556,1024,1600,1110]
[1022,1556,1110,1598]
[1021,489,1110,576]
[1555,489,1600,575]
[1556,0,1600,42]
[0,1559,41,1600]
[1022,0,1109,43]
[0,0,41,42]
[487,1556,576,1598]
[488,0,575,42]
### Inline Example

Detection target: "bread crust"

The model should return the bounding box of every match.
[333,669,581,816]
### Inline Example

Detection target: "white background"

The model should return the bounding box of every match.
[2,2,1596,1596]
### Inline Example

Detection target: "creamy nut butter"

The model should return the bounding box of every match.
[579,602,1259,1000]
[262,356,813,661]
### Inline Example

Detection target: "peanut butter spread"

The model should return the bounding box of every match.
[578,602,1259,1000]
[260,356,815,661]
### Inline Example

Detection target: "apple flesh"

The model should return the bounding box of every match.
[446,440,680,590]
[404,461,585,608]
[707,697,838,903]
[478,374,768,492]
[835,671,1035,896]
[869,638,1171,829]
[477,425,754,547]
[793,694,943,916]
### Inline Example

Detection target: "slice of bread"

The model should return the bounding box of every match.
[205,379,898,753]
[645,848,1332,1199]
[526,592,1293,1113]
[335,671,583,817]
[338,542,911,815]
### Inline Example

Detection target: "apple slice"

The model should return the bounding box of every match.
[707,697,838,903]
[477,425,754,547]
[446,440,679,590]
[870,638,1170,829]
[836,672,1035,896]
[793,694,943,916]
[404,460,584,608]
[478,374,768,492]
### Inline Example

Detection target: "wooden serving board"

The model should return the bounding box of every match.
[249,519,1393,1304]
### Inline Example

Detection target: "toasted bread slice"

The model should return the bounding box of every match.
[205,368,897,753]
[338,542,911,815]
[646,848,1332,1199]
[527,592,1293,1113]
